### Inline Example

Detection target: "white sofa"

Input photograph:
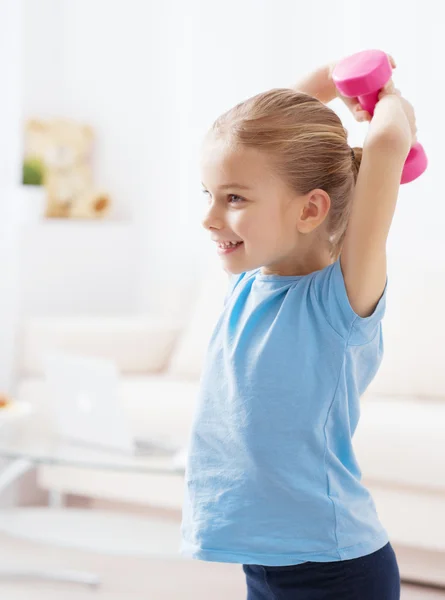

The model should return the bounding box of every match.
[14,251,445,585]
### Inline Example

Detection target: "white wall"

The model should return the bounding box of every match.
[0,0,24,392]
[347,0,445,256]
[22,0,150,314]
[21,0,445,317]
[23,0,150,221]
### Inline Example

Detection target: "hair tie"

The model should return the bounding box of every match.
[350,147,355,161]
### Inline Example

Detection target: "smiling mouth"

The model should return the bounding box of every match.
[217,241,243,249]
[217,241,244,254]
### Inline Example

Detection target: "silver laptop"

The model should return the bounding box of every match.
[42,351,180,457]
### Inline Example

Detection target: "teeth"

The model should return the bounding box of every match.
[218,241,241,248]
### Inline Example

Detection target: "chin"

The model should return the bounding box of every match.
[221,252,263,275]
[229,262,263,275]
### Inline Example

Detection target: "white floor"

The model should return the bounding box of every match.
[0,531,443,599]
[0,530,244,600]
[0,500,443,599]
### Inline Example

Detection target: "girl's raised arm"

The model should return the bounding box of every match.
[338,83,415,318]
[293,57,416,318]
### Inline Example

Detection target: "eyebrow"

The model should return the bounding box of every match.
[201,182,252,191]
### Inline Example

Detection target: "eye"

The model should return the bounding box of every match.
[228,194,244,204]
[201,190,244,205]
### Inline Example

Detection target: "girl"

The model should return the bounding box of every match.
[181,54,416,599]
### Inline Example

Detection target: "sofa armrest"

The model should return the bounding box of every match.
[20,315,184,375]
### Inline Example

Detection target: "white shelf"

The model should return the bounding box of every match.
[22,219,134,231]
[18,186,132,229]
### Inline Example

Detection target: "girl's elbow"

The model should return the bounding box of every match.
[365,127,411,160]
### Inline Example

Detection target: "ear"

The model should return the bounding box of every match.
[299,188,331,233]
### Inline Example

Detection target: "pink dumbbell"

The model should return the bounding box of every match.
[332,49,427,184]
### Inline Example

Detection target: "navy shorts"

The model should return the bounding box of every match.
[243,542,400,599]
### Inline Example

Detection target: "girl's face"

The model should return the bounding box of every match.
[200,135,329,275]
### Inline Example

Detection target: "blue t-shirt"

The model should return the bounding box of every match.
[180,257,389,566]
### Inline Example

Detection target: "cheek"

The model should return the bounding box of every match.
[232,211,254,239]
[241,209,284,246]
[261,208,286,238]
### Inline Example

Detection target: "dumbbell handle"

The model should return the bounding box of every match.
[332,50,427,184]
[357,90,380,117]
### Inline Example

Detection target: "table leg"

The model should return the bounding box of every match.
[48,489,64,508]
[0,459,101,588]
[0,458,33,492]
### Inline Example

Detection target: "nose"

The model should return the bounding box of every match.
[201,199,224,231]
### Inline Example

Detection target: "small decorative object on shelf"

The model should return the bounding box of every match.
[22,156,44,186]
[0,393,12,409]
[0,397,32,423]
[23,118,112,219]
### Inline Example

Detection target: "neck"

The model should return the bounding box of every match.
[260,246,333,277]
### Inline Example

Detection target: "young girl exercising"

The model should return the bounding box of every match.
[181,53,416,599]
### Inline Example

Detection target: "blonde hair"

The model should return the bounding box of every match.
[211,88,362,261]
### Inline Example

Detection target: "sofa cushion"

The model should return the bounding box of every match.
[365,252,445,398]
[20,316,182,376]
[355,394,445,491]
[166,252,228,379]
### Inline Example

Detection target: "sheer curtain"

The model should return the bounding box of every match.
[0,0,24,392]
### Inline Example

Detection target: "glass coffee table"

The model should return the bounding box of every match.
[0,409,186,588]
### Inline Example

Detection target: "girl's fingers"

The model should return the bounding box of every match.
[387,54,397,69]
[342,95,371,121]
[354,107,371,122]
[378,79,396,100]
[343,97,367,121]
[357,111,371,122]
[350,101,371,121]
[385,79,396,93]
[343,96,360,112]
